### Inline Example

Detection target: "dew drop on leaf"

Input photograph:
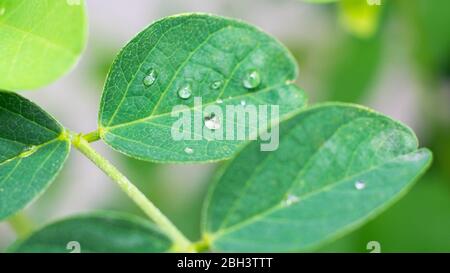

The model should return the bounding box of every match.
[204,114,221,130]
[354,180,366,190]
[184,147,194,154]
[243,70,261,90]
[20,145,38,158]
[216,99,223,104]
[283,194,300,207]
[143,69,157,87]
[211,80,223,90]
[177,84,192,100]
[240,100,246,106]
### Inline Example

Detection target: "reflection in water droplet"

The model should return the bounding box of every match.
[240,100,246,106]
[184,147,194,154]
[20,145,38,158]
[143,69,157,86]
[177,84,192,100]
[216,99,223,104]
[204,114,221,130]
[355,180,366,190]
[211,80,223,90]
[243,70,261,90]
[283,194,300,207]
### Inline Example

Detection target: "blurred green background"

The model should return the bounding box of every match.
[0,0,449,252]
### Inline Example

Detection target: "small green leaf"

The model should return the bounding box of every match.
[99,13,306,163]
[0,0,88,91]
[9,212,173,253]
[202,103,432,252]
[0,91,70,220]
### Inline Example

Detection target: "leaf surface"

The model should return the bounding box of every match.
[0,91,69,220]
[0,0,88,90]
[9,212,173,253]
[99,13,306,163]
[203,103,432,252]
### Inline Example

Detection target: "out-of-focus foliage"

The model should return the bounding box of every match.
[0,0,88,91]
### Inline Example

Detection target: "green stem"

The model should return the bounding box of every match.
[72,134,192,251]
[8,212,34,238]
[82,129,101,143]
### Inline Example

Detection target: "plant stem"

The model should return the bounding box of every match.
[82,129,101,143]
[8,212,34,238]
[72,134,192,251]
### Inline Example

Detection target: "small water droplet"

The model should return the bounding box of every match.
[143,69,157,86]
[216,99,223,104]
[283,194,300,207]
[240,100,246,106]
[20,145,38,158]
[177,84,192,100]
[243,70,261,90]
[211,80,223,90]
[184,147,194,154]
[354,180,366,190]
[204,114,221,130]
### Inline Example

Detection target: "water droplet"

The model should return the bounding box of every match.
[184,147,194,154]
[243,70,261,90]
[20,145,38,158]
[204,114,221,130]
[0,7,6,16]
[283,194,300,207]
[216,99,223,104]
[354,180,366,190]
[211,80,223,90]
[177,84,192,100]
[240,100,246,106]
[143,69,157,86]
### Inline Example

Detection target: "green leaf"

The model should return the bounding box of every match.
[202,103,432,252]
[99,13,306,163]
[9,212,173,253]
[0,91,70,220]
[339,0,382,38]
[0,0,88,91]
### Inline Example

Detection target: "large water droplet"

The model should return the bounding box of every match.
[354,180,366,190]
[184,147,194,154]
[177,84,192,100]
[243,70,261,90]
[143,69,157,86]
[20,145,38,158]
[204,114,221,130]
[211,80,223,90]
[283,194,300,207]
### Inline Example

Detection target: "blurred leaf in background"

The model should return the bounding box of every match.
[0,0,88,91]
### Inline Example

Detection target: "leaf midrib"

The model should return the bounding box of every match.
[104,82,297,131]
[210,149,424,241]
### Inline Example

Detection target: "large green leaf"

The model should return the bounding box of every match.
[0,0,88,91]
[9,212,173,253]
[202,103,432,252]
[0,91,70,220]
[99,13,306,163]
